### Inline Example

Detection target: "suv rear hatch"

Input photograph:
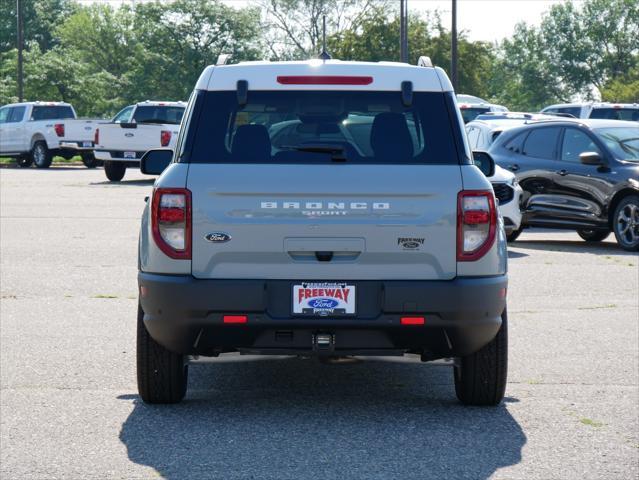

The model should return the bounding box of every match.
[185,89,464,281]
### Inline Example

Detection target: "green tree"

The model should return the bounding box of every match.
[489,0,639,110]
[132,0,263,100]
[601,65,639,102]
[260,0,390,59]
[329,9,495,99]
[0,0,77,52]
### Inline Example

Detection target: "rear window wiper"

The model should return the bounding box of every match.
[281,145,347,162]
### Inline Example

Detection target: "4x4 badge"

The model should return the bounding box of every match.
[205,232,231,243]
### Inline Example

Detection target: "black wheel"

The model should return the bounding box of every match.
[577,229,610,242]
[31,141,52,168]
[506,226,523,242]
[137,303,188,404]
[16,156,33,168]
[104,161,126,181]
[454,308,508,406]
[81,153,98,168]
[612,195,639,251]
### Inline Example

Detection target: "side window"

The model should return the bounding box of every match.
[8,106,25,123]
[503,131,527,154]
[0,107,10,124]
[522,127,560,159]
[113,106,134,123]
[560,128,601,163]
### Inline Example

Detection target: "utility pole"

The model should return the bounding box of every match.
[17,0,24,101]
[451,0,458,91]
[399,0,408,63]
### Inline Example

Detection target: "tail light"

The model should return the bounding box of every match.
[54,123,64,137]
[160,130,171,147]
[151,188,191,259]
[457,190,497,261]
[94,128,99,145]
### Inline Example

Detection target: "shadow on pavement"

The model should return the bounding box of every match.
[507,250,528,259]
[119,356,525,480]
[90,179,154,186]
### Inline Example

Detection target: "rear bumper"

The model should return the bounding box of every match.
[59,141,94,151]
[94,149,143,162]
[138,273,508,358]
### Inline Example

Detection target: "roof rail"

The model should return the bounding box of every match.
[417,56,433,67]
[216,54,231,66]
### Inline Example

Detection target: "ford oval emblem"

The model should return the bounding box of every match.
[124,133,134,137]
[84,126,91,130]
[308,298,339,309]
[402,241,420,249]
[205,232,231,243]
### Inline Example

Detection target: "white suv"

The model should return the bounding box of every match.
[541,102,639,121]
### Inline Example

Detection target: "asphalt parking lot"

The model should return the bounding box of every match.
[1,165,637,480]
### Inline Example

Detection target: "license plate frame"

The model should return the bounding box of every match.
[123,151,136,159]
[292,282,356,317]
[82,141,92,147]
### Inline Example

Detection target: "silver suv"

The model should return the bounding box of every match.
[136,59,509,405]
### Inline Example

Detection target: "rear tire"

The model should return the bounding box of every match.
[104,161,126,181]
[577,229,609,242]
[31,141,52,169]
[506,226,523,242]
[137,303,188,404]
[81,153,98,168]
[454,308,508,406]
[612,195,639,252]
[16,156,33,168]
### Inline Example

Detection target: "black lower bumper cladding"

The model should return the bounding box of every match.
[139,272,507,358]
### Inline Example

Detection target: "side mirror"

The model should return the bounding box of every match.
[579,151,602,165]
[140,149,173,175]
[472,151,496,177]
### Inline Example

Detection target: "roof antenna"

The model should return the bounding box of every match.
[318,15,331,60]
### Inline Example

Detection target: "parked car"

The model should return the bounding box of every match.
[136,58,509,406]
[0,101,102,168]
[541,102,639,121]
[489,118,639,250]
[94,101,185,181]
[459,102,509,124]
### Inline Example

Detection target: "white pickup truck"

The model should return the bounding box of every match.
[0,101,102,168]
[94,101,185,181]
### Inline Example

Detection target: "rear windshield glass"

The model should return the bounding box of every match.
[554,107,581,118]
[589,108,639,121]
[185,90,461,164]
[595,127,639,162]
[460,107,490,123]
[133,106,184,125]
[31,105,74,120]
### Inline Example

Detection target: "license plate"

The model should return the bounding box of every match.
[124,151,135,159]
[82,141,92,147]
[293,282,355,316]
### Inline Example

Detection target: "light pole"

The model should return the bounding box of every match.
[17,0,24,101]
[451,0,458,91]
[400,0,408,63]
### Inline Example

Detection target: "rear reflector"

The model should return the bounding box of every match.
[401,316,425,325]
[276,75,373,85]
[223,315,248,324]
